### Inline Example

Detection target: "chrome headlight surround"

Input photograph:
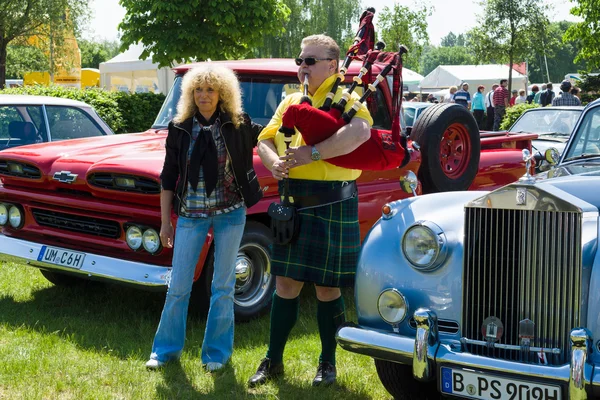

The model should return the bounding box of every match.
[125,225,143,250]
[0,203,8,226]
[142,228,161,254]
[377,288,408,325]
[8,205,24,229]
[402,220,448,271]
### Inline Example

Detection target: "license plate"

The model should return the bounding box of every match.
[441,367,561,400]
[37,246,86,269]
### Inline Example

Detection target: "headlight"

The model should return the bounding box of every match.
[378,289,408,325]
[402,221,447,270]
[0,204,8,226]
[142,228,161,254]
[126,225,143,250]
[8,205,23,229]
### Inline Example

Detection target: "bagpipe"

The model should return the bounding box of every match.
[278,8,411,171]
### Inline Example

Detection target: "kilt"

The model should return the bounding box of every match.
[270,179,360,288]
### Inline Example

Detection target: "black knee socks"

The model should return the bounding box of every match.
[317,296,345,366]
[266,292,300,364]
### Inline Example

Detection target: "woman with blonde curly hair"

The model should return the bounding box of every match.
[146,64,264,372]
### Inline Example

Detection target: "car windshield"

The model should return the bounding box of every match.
[510,108,582,136]
[153,74,392,130]
[564,105,600,160]
[403,107,417,127]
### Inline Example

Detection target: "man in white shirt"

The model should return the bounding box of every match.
[485,84,498,131]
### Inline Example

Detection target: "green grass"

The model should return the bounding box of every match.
[0,255,391,399]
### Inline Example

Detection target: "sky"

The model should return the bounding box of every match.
[84,0,581,46]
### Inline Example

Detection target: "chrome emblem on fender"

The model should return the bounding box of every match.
[53,171,78,184]
[516,187,527,205]
[481,316,504,345]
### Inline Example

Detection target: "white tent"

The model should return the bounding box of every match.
[403,68,425,93]
[99,43,175,94]
[419,64,528,94]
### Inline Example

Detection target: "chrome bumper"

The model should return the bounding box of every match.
[0,235,170,288]
[337,309,600,399]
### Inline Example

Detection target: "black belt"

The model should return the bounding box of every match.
[286,181,357,209]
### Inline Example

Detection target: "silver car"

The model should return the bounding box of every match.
[0,95,113,149]
[337,99,600,399]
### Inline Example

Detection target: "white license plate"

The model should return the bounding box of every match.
[37,246,86,269]
[441,367,562,400]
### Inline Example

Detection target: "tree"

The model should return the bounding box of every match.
[119,0,290,67]
[564,0,600,69]
[254,0,361,58]
[79,39,120,69]
[6,45,48,79]
[376,3,432,72]
[467,0,548,92]
[441,32,457,47]
[419,45,475,76]
[0,0,89,88]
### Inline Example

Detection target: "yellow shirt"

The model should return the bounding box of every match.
[257,74,374,181]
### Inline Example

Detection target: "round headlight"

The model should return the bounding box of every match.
[126,225,143,250]
[378,289,408,325]
[0,204,8,226]
[8,205,23,229]
[142,228,161,254]
[402,221,447,270]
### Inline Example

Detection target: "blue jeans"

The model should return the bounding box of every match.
[149,207,246,364]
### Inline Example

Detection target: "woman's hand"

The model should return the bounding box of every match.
[160,222,174,248]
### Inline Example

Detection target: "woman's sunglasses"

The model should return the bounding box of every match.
[294,57,334,66]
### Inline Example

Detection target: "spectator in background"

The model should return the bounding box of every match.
[515,89,527,104]
[452,82,471,109]
[472,85,486,129]
[571,86,580,100]
[552,80,582,106]
[509,89,518,106]
[485,84,498,130]
[493,79,509,131]
[427,93,436,103]
[534,83,547,104]
[444,86,457,103]
[540,83,555,107]
[526,85,539,104]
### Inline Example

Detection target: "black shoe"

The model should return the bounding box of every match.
[312,362,337,386]
[248,358,284,388]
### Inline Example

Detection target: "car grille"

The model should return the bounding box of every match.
[88,173,160,194]
[462,206,582,365]
[0,160,41,179]
[32,209,121,239]
[409,318,459,334]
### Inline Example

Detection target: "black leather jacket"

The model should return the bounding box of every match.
[160,112,263,214]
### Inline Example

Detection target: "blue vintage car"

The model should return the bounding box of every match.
[337,98,600,399]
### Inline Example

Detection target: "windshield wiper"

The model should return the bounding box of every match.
[564,153,600,162]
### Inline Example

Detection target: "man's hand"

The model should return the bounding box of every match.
[283,145,312,167]
[271,159,291,180]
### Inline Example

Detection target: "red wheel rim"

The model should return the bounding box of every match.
[439,123,471,179]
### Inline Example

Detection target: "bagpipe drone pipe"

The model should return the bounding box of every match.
[278,8,411,171]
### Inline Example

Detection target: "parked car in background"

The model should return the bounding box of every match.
[508,106,584,171]
[401,101,433,134]
[337,98,600,399]
[0,95,113,149]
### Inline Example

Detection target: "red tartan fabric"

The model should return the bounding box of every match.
[280,103,406,171]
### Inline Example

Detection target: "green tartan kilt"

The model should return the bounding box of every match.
[270,179,360,288]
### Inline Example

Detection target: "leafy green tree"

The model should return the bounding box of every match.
[419,45,475,76]
[377,3,431,72]
[564,0,600,69]
[119,0,290,67]
[78,39,120,69]
[0,0,89,88]
[6,45,48,79]
[467,0,548,92]
[254,0,361,58]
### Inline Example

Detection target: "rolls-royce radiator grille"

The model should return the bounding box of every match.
[32,209,121,239]
[462,207,582,365]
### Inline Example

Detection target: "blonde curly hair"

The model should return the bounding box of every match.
[174,64,243,128]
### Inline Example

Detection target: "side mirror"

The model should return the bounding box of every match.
[544,148,560,166]
[399,171,418,196]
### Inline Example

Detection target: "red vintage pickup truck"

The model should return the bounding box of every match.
[0,59,536,320]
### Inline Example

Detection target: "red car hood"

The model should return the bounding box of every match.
[0,131,168,203]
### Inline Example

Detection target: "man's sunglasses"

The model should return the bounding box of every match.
[294,57,333,66]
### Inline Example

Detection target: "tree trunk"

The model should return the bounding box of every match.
[508,52,514,95]
[0,38,7,90]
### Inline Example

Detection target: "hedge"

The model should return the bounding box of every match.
[0,85,165,134]
[499,103,540,130]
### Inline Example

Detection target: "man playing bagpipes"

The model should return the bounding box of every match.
[247,33,373,388]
